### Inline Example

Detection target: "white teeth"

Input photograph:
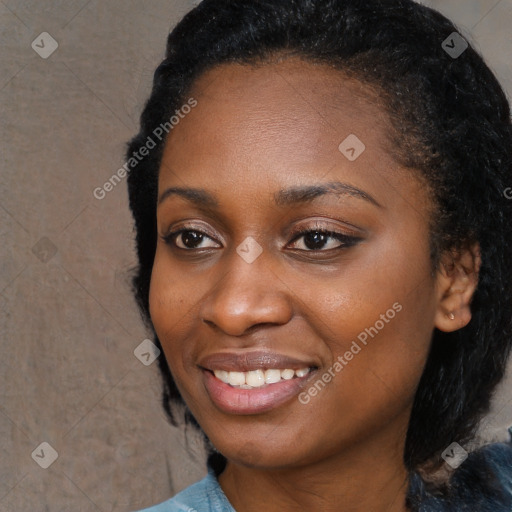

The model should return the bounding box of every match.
[213,367,311,387]
[281,369,295,380]
[214,370,229,382]
[246,370,265,387]
[295,368,309,378]
[227,371,245,386]
[265,369,282,384]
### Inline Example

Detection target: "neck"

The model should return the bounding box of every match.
[217,427,411,512]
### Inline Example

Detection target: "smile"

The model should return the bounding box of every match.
[202,366,317,415]
[213,368,311,388]
[199,350,319,414]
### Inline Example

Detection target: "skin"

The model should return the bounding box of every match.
[149,57,480,512]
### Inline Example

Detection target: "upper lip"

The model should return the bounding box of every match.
[198,350,318,372]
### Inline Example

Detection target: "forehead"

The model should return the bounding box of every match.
[159,56,405,197]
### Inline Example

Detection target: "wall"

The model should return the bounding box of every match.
[1,0,511,510]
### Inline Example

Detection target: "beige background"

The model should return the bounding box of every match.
[1,1,511,510]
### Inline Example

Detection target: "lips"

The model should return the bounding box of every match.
[199,350,317,372]
[199,350,318,414]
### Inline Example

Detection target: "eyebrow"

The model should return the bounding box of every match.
[157,181,382,209]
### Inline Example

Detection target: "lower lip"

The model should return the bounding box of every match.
[203,370,314,415]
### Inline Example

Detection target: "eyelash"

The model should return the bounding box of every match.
[162,223,361,253]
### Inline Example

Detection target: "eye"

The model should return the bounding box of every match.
[287,228,360,252]
[163,228,220,250]
[162,223,361,252]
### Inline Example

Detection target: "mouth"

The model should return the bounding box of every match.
[199,351,319,415]
[211,367,312,388]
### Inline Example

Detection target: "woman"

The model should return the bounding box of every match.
[126,0,512,510]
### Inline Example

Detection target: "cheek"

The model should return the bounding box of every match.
[293,296,433,457]
[148,251,197,373]
[148,258,209,415]
[299,234,436,408]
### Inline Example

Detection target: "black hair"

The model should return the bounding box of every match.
[126,0,512,497]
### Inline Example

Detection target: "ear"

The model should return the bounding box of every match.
[434,242,481,333]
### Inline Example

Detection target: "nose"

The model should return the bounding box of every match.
[199,245,294,337]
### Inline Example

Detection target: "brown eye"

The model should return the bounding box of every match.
[163,229,219,250]
[288,229,360,252]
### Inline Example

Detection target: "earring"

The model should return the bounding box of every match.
[447,312,455,320]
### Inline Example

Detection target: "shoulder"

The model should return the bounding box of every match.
[448,439,512,509]
[409,438,512,511]
[131,469,235,512]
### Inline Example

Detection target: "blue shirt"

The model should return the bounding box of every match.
[133,439,512,512]
[134,468,235,512]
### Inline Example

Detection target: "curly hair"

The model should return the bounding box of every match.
[126,0,512,488]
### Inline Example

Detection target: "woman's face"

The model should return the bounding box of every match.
[149,57,442,469]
